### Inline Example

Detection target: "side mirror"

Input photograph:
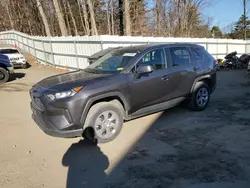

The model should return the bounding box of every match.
[136,65,153,74]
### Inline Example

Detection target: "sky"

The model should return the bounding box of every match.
[203,0,247,33]
[147,0,248,33]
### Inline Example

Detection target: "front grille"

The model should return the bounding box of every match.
[10,57,19,61]
[33,98,44,111]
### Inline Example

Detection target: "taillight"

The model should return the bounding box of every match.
[215,59,218,65]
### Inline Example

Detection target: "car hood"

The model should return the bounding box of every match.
[3,53,25,59]
[35,70,113,91]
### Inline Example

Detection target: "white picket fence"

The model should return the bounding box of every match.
[0,30,249,70]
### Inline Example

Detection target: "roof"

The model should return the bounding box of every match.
[111,43,202,54]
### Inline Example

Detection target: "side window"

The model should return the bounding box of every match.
[190,47,204,61]
[137,49,166,70]
[169,47,191,66]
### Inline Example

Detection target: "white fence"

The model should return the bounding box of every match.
[0,30,250,70]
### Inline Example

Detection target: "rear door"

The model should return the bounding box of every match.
[165,46,197,97]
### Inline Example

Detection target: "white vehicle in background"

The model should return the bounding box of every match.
[0,45,27,69]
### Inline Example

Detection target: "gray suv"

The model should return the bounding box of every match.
[30,43,217,143]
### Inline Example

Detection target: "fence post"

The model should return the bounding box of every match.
[216,40,218,59]
[33,38,37,60]
[74,38,79,69]
[226,41,228,55]
[245,41,247,54]
[100,37,103,50]
[205,42,208,51]
[50,38,55,67]
[42,39,46,65]
[28,36,31,54]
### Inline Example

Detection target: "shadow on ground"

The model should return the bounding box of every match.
[62,70,250,188]
[9,72,26,82]
[62,139,109,188]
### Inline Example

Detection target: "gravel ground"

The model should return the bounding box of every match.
[0,57,250,188]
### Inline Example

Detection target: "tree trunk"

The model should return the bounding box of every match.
[36,0,51,36]
[63,2,72,36]
[111,0,114,35]
[86,0,98,35]
[77,0,86,34]
[67,1,78,36]
[82,0,90,35]
[118,0,124,35]
[106,0,111,35]
[52,0,68,36]
[124,0,131,35]
[5,1,14,30]
[155,0,161,36]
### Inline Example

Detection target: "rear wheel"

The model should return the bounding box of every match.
[188,82,210,111]
[83,100,124,144]
[0,68,9,83]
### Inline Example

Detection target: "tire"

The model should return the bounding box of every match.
[22,63,27,69]
[188,82,210,111]
[83,100,124,144]
[0,68,9,83]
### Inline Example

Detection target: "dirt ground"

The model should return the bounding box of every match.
[0,59,250,188]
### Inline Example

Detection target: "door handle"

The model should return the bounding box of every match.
[162,75,171,81]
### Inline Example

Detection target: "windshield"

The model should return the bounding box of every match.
[0,49,19,54]
[86,51,139,72]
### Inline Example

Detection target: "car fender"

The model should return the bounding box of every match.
[190,75,211,93]
[80,91,130,128]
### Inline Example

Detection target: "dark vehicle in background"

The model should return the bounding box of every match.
[0,54,14,83]
[30,43,217,144]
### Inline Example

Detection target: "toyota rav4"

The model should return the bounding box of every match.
[30,43,217,143]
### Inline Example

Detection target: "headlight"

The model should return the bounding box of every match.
[46,86,83,101]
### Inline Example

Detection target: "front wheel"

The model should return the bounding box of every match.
[188,82,210,111]
[83,100,124,144]
[0,68,10,83]
[22,63,27,69]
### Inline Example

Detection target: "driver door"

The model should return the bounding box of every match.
[129,48,175,113]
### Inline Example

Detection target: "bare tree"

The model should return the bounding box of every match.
[77,0,86,34]
[110,0,115,35]
[124,0,131,35]
[86,0,98,35]
[106,0,111,35]
[67,1,78,36]
[52,0,68,36]
[82,0,90,35]
[36,0,51,36]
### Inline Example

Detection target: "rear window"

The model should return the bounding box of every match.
[190,47,204,61]
[0,49,19,54]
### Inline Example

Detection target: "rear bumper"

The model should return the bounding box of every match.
[30,101,83,138]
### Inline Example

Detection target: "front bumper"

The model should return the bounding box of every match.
[30,98,84,138]
[7,66,14,73]
[11,60,26,68]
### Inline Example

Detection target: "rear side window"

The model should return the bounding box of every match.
[189,47,204,61]
[169,47,191,66]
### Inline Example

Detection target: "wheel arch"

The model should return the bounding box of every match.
[80,92,129,129]
[190,75,212,93]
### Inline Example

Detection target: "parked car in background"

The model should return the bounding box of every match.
[0,54,14,83]
[0,44,27,69]
[30,43,217,144]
